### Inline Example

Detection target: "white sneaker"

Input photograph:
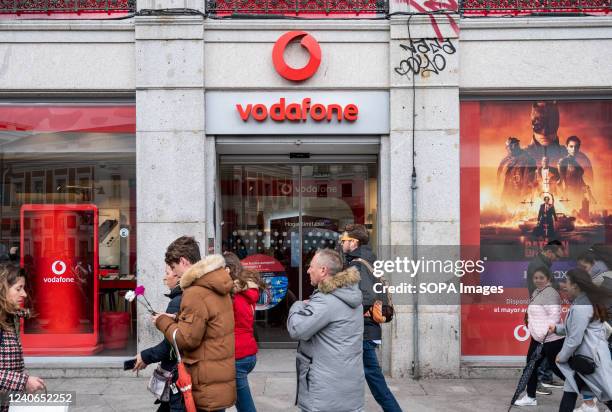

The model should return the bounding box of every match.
[573,400,598,412]
[514,395,538,406]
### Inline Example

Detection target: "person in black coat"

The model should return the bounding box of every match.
[341,224,403,412]
[533,196,557,239]
[133,265,184,412]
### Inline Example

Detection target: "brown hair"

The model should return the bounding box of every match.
[577,251,596,265]
[223,251,266,291]
[532,266,552,281]
[565,268,612,322]
[165,236,201,266]
[342,224,369,245]
[0,264,26,331]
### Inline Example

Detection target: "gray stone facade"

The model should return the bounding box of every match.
[1,9,611,377]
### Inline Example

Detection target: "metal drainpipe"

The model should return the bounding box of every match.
[408,12,420,378]
[411,166,419,379]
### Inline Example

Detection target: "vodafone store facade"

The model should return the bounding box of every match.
[0,7,611,378]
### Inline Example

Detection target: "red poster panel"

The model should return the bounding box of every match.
[460,100,612,356]
[20,204,101,355]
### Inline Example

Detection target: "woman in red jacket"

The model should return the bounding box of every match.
[223,252,265,412]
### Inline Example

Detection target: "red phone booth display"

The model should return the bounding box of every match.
[20,204,101,355]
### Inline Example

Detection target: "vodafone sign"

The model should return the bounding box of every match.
[237,98,358,123]
[235,32,359,124]
[204,31,389,135]
[206,91,388,135]
[272,31,321,82]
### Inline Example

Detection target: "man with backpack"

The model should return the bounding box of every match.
[341,224,403,412]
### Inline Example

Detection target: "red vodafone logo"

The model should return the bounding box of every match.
[272,31,321,82]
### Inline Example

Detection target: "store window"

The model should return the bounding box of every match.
[219,160,378,345]
[0,103,136,356]
[460,99,611,358]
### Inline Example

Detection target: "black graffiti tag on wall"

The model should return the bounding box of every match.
[394,38,456,77]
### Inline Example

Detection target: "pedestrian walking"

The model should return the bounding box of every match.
[135,265,184,411]
[341,224,403,412]
[135,236,201,411]
[223,251,266,412]
[513,267,565,406]
[526,240,565,393]
[575,249,612,411]
[0,264,45,412]
[549,268,612,412]
[288,248,364,412]
[155,253,236,412]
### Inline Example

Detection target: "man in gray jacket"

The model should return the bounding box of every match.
[287,248,365,412]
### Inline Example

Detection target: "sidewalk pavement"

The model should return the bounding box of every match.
[36,350,611,412]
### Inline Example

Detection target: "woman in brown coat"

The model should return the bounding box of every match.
[155,254,236,412]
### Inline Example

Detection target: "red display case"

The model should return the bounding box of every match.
[20,204,102,355]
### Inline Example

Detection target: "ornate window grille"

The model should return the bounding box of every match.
[460,0,611,15]
[0,0,135,14]
[205,0,388,16]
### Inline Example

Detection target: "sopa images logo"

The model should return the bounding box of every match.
[272,31,321,82]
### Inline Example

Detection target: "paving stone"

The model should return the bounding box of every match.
[29,375,576,411]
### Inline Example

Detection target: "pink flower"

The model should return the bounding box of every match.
[134,285,146,296]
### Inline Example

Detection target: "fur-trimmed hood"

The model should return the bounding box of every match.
[179,254,233,296]
[318,266,362,308]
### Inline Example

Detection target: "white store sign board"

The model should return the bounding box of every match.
[205,91,389,135]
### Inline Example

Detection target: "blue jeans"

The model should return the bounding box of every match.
[363,340,403,412]
[538,357,553,382]
[235,355,257,412]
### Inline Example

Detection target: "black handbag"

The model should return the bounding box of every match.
[568,354,596,375]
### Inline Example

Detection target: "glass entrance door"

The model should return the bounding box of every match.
[219,160,377,346]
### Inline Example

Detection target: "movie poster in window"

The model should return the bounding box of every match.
[460,100,611,356]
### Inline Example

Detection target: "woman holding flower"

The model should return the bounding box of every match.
[131,265,183,412]
[0,264,45,412]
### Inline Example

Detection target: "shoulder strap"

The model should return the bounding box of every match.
[351,258,393,307]
[171,329,182,363]
[351,258,375,275]
[529,285,552,304]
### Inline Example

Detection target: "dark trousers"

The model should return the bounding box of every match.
[559,373,612,412]
[155,386,185,412]
[363,340,403,412]
[524,338,565,398]
[538,357,553,382]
